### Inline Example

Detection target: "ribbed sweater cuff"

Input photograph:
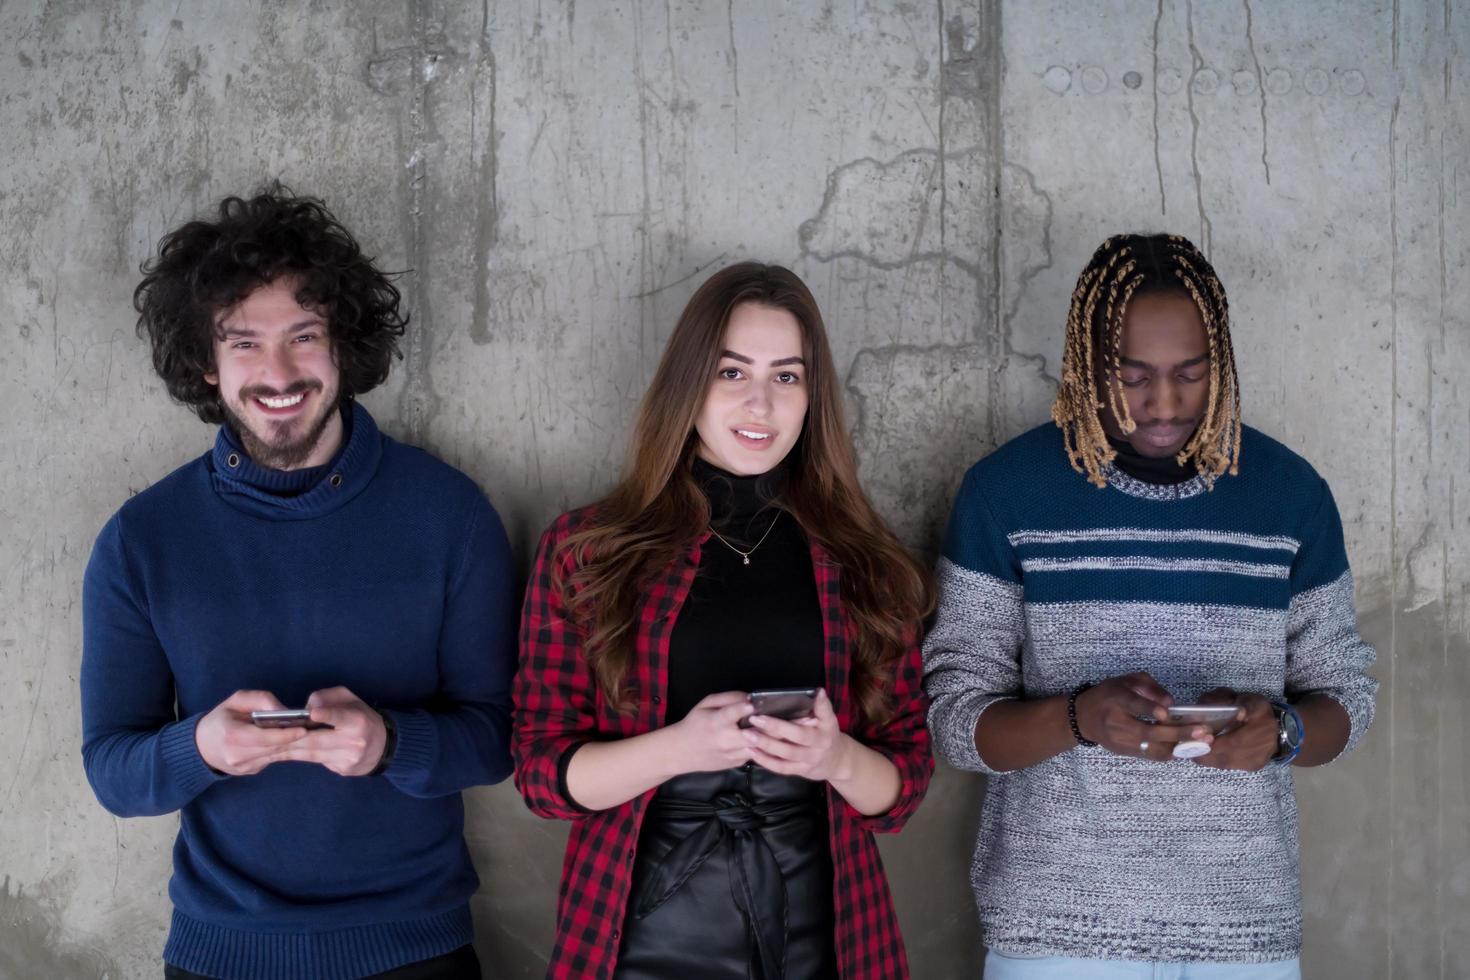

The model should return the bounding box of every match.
[163,905,473,980]
[160,712,227,800]
[381,708,437,777]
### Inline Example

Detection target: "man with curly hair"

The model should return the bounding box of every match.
[80,184,516,980]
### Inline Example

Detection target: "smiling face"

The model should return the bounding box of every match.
[204,276,344,471]
[693,302,809,476]
[1098,290,1211,459]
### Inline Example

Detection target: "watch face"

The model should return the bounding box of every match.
[1280,708,1303,748]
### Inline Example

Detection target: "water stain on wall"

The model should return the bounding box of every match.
[0,875,121,980]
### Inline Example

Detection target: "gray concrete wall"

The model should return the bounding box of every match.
[0,1,1463,977]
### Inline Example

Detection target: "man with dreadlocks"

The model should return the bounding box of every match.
[922,233,1377,979]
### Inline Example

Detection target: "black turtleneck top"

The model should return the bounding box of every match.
[664,458,826,723]
[1106,435,1195,485]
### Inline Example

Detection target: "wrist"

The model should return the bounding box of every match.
[827,733,859,785]
[651,722,693,779]
[369,710,397,776]
[1270,700,1305,765]
[1066,683,1097,747]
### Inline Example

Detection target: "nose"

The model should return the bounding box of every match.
[260,341,300,388]
[1146,376,1180,420]
[744,382,772,417]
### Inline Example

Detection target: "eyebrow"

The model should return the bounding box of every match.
[1119,353,1210,370]
[217,318,325,339]
[719,349,806,367]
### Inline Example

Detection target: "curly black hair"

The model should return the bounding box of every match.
[134,182,407,424]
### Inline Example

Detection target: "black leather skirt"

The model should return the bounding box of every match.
[613,766,837,980]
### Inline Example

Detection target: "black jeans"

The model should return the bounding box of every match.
[164,944,481,980]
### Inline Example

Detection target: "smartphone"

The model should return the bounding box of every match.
[739,688,819,728]
[250,708,333,730]
[1163,704,1241,732]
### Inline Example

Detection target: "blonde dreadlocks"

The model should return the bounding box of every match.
[1051,233,1242,488]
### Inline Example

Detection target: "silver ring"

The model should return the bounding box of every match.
[1139,740,1150,754]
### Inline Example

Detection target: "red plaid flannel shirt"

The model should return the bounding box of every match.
[514,506,933,979]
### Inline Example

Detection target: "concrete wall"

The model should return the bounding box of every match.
[0,1,1464,977]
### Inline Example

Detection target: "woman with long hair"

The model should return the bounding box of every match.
[513,262,934,980]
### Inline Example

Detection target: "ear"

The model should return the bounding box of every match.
[203,369,218,385]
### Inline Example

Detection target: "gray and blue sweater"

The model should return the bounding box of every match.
[922,422,1377,963]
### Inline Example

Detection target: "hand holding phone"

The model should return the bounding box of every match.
[250,708,334,731]
[195,690,316,776]
[743,688,852,784]
[1158,704,1243,758]
[739,688,820,728]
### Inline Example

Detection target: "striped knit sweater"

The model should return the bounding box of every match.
[922,422,1377,963]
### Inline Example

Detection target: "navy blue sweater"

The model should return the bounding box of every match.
[81,403,517,980]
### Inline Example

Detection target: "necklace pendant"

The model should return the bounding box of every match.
[742,556,750,566]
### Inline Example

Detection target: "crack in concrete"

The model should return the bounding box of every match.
[937,0,949,279]
[470,0,499,346]
[631,252,730,299]
[1152,0,1168,215]
[1243,0,1271,185]
[1185,1,1211,256]
[727,0,739,150]
[1000,161,1057,386]
[797,147,984,280]
[376,2,457,442]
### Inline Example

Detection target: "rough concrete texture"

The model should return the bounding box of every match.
[0,1,1464,977]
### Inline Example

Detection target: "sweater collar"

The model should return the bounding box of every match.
[692,456,786,528]
[210,401,383,519]
[1105,435,1196,486]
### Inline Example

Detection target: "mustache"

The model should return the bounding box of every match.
[238,379,323,400]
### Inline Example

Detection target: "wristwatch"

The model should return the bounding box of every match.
[1270,700,1304,765]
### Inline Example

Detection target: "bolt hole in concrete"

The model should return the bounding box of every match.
[1043,64,1071,93]
[1265,67,1293,94]
[1303,67,1331,95]
[1080,66,1108,93]
[1192,68,1220,94]
[1122,70,1142,89]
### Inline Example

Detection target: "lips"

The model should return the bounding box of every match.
[732,425,777,450]
[242,382,321,419]
[1137,423,1193,449]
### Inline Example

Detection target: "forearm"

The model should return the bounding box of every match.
[973,694,1076,772]
[380,699,514,797]
[564,727,686,811]
[1290,693,1350,767]
[81,716,222,817]
[827,735,902,816]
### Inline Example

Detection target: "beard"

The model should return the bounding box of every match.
[223,380,340,471]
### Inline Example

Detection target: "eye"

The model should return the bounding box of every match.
[1120,375,1149,389]
[293,333,319,343]
[230,340,256,350]
[775,371,802,385]
[1177,371,1205,384]
[718,367,744,381]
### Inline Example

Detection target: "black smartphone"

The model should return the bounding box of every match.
[739,688,820,728]
[249,708,333,730]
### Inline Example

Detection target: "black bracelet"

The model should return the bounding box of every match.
[1067,683,1097,747]
[370,711,398,776]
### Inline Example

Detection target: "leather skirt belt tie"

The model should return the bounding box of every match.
[634,792,805,978]
[615,767,835,980]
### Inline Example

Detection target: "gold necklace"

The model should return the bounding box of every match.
[707,511,781,566]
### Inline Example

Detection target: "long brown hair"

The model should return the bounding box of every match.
[1052,233,1242,487]
[556,262,933,727]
